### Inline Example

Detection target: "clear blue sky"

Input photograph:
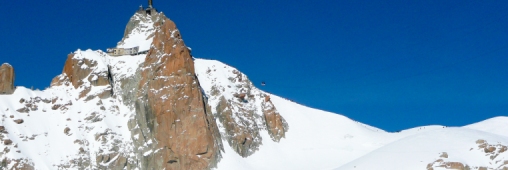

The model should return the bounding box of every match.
[1,1,507,132]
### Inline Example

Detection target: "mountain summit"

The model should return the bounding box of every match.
[0,6,288,170]
[0,5,507,170]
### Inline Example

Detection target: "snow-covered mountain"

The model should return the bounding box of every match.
[0,7,507,170]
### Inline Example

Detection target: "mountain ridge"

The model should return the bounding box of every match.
[0,7,506,170]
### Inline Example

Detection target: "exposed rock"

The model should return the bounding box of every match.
[51,104,62,110]
[233,93,246,100]
[16,107,30,113]
[3,158,35,170]
[476,139,507,160]
[439,152,448,158]
[0,63,15,94]
[64,127,71,135]
[127,11,222,170]
[427,160,469,170]
[120,8,157,45]
[428,140,508,170]
[84,112,102,123]
[62,53,92,88]
[4,139,12,145]
[51,52,112,99]
[216,96,261,157]
[14,119,24,124]
[262,95,288,142]
[50,74,69,87]
[264,95,271,102]
[197,59,290,157]
[485,146,496,153]
[95,153,128,170]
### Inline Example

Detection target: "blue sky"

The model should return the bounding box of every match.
[1,0,507,132]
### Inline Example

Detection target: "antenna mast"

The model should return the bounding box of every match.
[148,0,153,8]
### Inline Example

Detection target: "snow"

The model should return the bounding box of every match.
[463,116,508,137]
[116,12,156,52]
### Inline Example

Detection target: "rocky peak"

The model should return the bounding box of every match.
[124,10,223,169]
[117,8,164,52]
[51,50,112,100]
[0,63,15,94]
[0,6,289,170]
[194,59,289,157]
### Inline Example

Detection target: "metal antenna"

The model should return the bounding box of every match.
[148,0,153,8]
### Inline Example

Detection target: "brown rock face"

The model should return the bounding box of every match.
[0,63,15,94]
[428,140,508,170]
[51,52,112,99]
[200,63,289,157]
[131,13,222,170]
[216,96,261,157]
[58,53,110,89]
[3,158,35,170]
[427,160,469,170]
[262,95,288,142]
[4,139,12,145]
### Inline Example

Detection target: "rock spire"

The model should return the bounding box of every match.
[0,63,15,94]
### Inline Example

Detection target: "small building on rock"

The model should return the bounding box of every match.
[107,46,140,56]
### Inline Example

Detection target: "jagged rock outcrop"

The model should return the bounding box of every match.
[1,158,35,170]
[195,61,289,157]
[216,96,261,157]
[426,160,469,170]
[0,63,15,94]
[427,139,508,170]
[122,7,157,41]
[51,52,112,99]
[262,95,288,142]
[475,139,507,160]
[127,11,223,170]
